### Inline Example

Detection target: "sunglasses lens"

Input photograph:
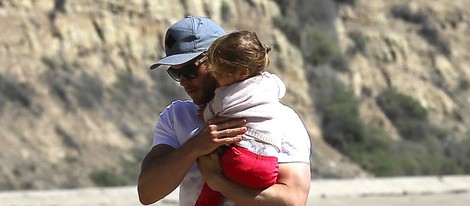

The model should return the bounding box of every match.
[167,68,180,81]
[166,64,198,82]
[183,64,198,79]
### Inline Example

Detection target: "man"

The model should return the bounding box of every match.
[137,16,311,206]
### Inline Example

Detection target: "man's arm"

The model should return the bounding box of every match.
[137,144,198,205]
[198,153,311,206]
[137,118,247,205]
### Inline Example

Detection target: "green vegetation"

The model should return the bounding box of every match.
[375,88,464,175]
[376,88,428,141]
[312,74,466,176]
[221,1,232,22]
[89,151,145,187]
[0,74,35,108]
[272,16,301,46]
[42,56,104,110]
[446,135,470,173]
[304,28,340,66]
[390,4,451,56]
[273,20,348,71]
[333,0,356,5]
[89,170,128,187]
[273,0,469,177]
[316,79,397,176]
[348,31,368,56]
[272,0,348,71]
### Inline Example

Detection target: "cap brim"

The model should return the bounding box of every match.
[149,52,203,70]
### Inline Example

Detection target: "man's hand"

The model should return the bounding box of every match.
[138,117,246,205]
[191,117,247,157]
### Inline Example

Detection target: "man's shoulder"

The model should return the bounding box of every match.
[163,100,197,111]
[168,99,195,106]
[159,100,198,119]
[277,104,311,163]
[278,104,300,118]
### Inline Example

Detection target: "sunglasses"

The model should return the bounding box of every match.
[167,56,208,82]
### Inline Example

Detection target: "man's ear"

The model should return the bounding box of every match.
[240,68,249,79]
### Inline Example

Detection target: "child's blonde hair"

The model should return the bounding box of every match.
[207,30,272,78]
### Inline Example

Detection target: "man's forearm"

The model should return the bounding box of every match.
[216,178,290,206]
[137,144,199,205]
[213,163,311,206]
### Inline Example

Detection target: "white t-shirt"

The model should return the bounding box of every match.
[152,100,311,206]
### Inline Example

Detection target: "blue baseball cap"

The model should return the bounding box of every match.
[150,16,225,70]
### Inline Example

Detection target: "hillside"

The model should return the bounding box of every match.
[0,0,469,190]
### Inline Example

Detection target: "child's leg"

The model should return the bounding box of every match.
[195,182,223,206]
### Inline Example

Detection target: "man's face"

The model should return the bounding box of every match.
[171,58,217,105]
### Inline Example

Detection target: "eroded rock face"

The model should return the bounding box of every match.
[0,0,330,190]
[337,0,470,134]
[1,0,468,190]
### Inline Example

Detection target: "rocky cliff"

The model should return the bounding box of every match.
[0,0,469,190]
[338,0,470,137]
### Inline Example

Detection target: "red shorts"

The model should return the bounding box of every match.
[220,145,278,188]
[195,145,278,206]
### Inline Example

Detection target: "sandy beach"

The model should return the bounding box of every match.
[1,175,469,206]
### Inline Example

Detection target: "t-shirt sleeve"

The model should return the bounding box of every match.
[277,108,312,164]
[152,106,180,149]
